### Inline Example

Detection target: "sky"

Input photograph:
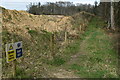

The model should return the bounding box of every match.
[0,0,100,10]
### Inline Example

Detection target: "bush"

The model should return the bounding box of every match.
[28,30,37,34]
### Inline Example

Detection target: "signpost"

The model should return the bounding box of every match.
[5,41,23,77]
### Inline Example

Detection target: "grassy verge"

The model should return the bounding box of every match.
[68,17,118,78]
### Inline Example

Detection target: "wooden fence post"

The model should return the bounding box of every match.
[11,39,16,78]
[12,60,16,77]
[50,33,53,59]
[65,31,67,43]
[50,33,55,59]
[52,33,55,58]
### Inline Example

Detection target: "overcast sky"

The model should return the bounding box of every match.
[0,0,100,10]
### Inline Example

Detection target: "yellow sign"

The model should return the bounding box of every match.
[6,43,16,63]
[7,50,16,62]
[9,44,13,50]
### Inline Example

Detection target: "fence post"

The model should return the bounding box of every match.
[50,33,55,59]
[12,60,16,77]
[65,31,67,43]
[11,39,16,78]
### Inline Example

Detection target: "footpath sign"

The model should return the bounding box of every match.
[6,41,23,63]
[6,43,16,63]
[15,41,23,58]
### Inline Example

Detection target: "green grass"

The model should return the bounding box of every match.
[64,41,80,55]
[70,64,108,78]
[68,17,118,78]
[15,67,30,78]
[46,56,65,66]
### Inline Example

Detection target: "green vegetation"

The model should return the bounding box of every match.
[2,29,53,78]
[2,27,68,78]
[2,12,118,78]
[46,56,65,66]
[28,30,38,34]
[64,41,80,55]
[68,18,118,78]
[15,67,30,78]
[29,15,32,18]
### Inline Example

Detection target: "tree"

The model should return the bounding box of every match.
[93,1,98,15]
[27,1,94,15]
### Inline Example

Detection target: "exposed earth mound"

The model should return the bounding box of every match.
[2,7,94,39]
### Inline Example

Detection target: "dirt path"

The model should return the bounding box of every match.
[52,68,78,78]
[66,33,93,65]
[43,64,79,78]
[49,33,93,78]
